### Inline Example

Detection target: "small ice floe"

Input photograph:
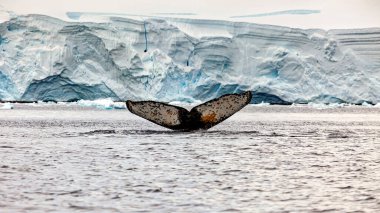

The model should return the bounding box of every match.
[26,101,64,107]
[307,102,330,109]
[77,98,126,110]
[1,102,14,109]
[361,102,373,107]
[361,102,380,108]
[26,102,41,107]
[307,102,349,109]
[252,102,270,107]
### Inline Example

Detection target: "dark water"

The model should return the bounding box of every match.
[0,104,380,212]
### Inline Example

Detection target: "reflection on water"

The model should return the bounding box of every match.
[0,105,380,212]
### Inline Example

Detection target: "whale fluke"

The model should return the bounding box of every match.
[126,100,189,130]
[126,91,252,131]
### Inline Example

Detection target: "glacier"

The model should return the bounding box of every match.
[0,14,380,104]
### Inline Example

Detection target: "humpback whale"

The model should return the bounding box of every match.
[126,91,252,131]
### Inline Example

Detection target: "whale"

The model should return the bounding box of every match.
[126,91,252,131]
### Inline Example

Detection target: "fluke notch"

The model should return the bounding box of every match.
[126,91,252,131]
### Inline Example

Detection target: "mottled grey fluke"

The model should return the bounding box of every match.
[126,91,252,131]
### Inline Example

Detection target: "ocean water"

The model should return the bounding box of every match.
[0,104,379,212]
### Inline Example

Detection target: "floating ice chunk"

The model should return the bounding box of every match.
[330,103,352,108]
[307,102,328,109]
[307,102,349,109]
[1,102,13,109]
[25,102,39,107]
[252,102,270,107]
[361,102,373,107]
[77,98,126,110]
[38,101,58,105]
[25,99,126,109]
[361,102,380,108]
[25,101,60,107]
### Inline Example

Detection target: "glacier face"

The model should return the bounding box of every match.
[0,15,379,104]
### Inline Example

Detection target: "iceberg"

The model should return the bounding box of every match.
[0,14,379,104]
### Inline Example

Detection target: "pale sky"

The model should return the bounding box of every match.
[1,0,380,29]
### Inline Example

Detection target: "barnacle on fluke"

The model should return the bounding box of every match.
[126,91,252,131]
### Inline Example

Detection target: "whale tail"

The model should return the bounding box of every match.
[126,91,252,131]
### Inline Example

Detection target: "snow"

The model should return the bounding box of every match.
[230,10,320,18]
[0,14,379,104]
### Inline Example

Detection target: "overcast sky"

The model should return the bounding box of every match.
[1,0,380,29]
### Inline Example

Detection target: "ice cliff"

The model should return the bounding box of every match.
[0,14,379,104]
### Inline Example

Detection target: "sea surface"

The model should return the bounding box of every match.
[0,104,380,212]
